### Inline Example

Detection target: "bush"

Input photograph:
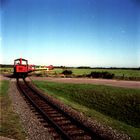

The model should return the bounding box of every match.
[102,72,115,79]
[88,71,114,79]
[62,70,72,75]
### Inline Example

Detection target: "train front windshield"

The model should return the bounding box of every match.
[21,60,27,65]
[14,58,28,65]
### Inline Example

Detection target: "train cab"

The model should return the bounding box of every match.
[14,58,28,78]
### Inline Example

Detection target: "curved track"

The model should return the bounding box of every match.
[17,78,105,140]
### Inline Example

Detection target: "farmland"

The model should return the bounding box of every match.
[48,68,140,80]
[33,80,140,140]
[0,67,140,80]
[0,68,13,74]
[52,68,140,77]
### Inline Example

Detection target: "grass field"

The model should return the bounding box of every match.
[1,67,140,80]
[34,80,140,140]
[0,68,13,74]
[49,68,140,80]
[48,68,140,81]
[0,80,26,140]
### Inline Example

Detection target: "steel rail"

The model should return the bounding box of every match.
[17,78,106,140]
[17,79,70,140]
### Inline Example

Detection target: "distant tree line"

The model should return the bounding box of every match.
[55,66,140,70]
[0,64,13,68]
[77,66,91,69]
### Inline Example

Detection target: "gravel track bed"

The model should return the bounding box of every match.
[28,77,131,140]
[9,79,54,140]
[0,136,15,140]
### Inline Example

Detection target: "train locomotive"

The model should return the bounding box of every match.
[14,58,29,78]
[14,58,54,78]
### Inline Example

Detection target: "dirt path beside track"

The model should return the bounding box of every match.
[0,74,10,81]
[30,77,140,89]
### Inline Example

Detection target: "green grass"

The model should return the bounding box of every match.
[51,68,140,79]
[0,68,13,74]
[0,80,26,140]
[1,67,139,80]
[33,80,140,140]
[73,68,140,77]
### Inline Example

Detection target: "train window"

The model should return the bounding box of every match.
[22,60,27,65]
[15,60,20,65]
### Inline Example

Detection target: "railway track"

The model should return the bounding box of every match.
[17,78,105,140]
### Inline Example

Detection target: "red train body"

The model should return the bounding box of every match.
[14,58,54,78]
[28,64,35,72]
[46,65,54,70]
[14,58,28,78]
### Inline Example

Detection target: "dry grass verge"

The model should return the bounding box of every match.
[0,80,26,140]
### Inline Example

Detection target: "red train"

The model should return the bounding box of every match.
[14,58,54,78]
[14,58,29,78]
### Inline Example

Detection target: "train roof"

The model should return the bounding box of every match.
[14,58,28,61]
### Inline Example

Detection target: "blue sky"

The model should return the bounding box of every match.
[1,0,140,67]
